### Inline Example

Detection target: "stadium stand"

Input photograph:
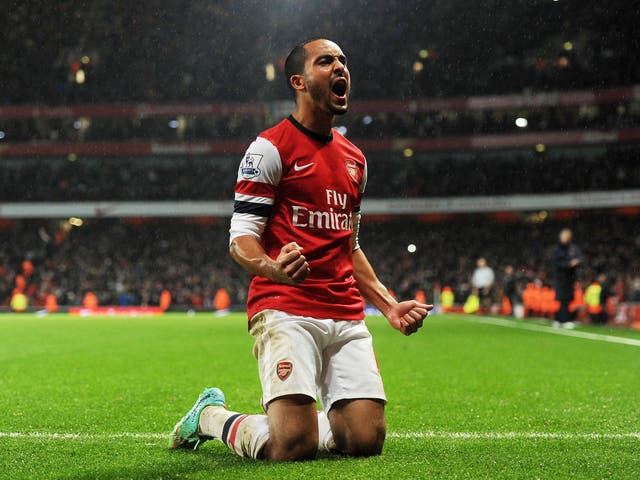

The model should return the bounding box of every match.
[1,147,639,202]
[1,212,639,312]
[2,1,638,104]
[1,86,639,143]
[1,1,638,326]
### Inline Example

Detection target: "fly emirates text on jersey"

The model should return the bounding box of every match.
[291,189,353,231]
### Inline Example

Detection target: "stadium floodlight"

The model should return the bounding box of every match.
[515,117,528,128]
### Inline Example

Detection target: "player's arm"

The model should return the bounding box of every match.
[230,236,309,285]
[350,159,431,335]
[229,137,310,285]
[352,247,432,336]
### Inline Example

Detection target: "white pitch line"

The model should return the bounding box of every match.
[0,432,166,440]
[388,432,640,440]
[457,315,640,347]
[1,431,638,441]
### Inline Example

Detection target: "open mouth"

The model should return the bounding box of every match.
[331,78,348,98]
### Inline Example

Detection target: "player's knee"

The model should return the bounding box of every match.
[337,421,386,457]
[350,424,386,457]
[265,432,318,461]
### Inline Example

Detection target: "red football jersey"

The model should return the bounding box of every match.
[230,116,367,321]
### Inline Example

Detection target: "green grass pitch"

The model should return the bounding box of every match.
[1,312,639,479]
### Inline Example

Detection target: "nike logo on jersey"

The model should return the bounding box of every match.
[293,162,314,172]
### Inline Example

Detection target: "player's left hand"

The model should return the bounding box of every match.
[386,300,432,336]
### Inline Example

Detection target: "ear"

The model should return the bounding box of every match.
[290,74,306,93]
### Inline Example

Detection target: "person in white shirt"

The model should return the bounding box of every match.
[472,257,495,310]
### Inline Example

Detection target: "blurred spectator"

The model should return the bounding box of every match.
[472,258,495,310]
[0,1,638,106]
[632,277,640,302]
[1,146,638,202]
[2,212,636,310]
[2,100,639,143]
[551,229,583,329]
[502,265,519,316]
[596,272,614,325]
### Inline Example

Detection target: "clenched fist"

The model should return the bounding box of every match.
[386,300,432,336]
[269,242,311,285]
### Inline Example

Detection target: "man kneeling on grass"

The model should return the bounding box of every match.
[169,38,431,461]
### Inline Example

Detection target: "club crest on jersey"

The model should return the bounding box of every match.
[241,153,263,179]
[276,361,293,381]
[345,159,358,182]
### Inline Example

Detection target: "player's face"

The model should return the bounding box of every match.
[302,40,350,115]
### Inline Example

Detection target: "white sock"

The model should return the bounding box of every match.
[317,410,336,452]
[199,407,336,458]
[199,406,270,459]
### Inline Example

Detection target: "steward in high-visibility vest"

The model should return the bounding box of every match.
[15,274,27,291]
[440,286,455,312]
[584,282,602,315]
[501,296,512,315]
[569,283,584,313]
[522,282,543,317]
[521,283,534,316]
[11,290,28,312]
[463,294,479,314]
[214,288,231,312]
[414,290,427,305]
[45,294,59,313]
[82,291,99,309]
[160,289,172,311]
[22,260,35,278]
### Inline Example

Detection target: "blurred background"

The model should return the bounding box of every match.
[1,0,639,323]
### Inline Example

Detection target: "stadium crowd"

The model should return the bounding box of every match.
[1,1,638,322]
[2,146,638,202]
[2,100,639,144]
[2,1,637,105]
[1,213,639,312]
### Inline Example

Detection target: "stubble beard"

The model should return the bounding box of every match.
[306,78,348,116]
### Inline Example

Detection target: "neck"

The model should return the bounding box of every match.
[291,104,334,137]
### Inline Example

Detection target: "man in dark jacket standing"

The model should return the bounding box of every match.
[551,228,583,329]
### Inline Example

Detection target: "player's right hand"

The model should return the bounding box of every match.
[271,242,310,285]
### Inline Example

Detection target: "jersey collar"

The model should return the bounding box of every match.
[287,115,333,143]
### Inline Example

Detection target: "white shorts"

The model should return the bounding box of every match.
[249,309,387,412]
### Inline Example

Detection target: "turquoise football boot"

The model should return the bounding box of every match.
[169,387,226,450]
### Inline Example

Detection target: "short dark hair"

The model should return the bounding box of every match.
[284,38,325,93]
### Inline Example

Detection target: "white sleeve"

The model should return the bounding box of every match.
[351,211,362,251]
[351,158,367,251]
[229,137,282,244]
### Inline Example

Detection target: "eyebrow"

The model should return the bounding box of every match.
[315,54,347,64]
